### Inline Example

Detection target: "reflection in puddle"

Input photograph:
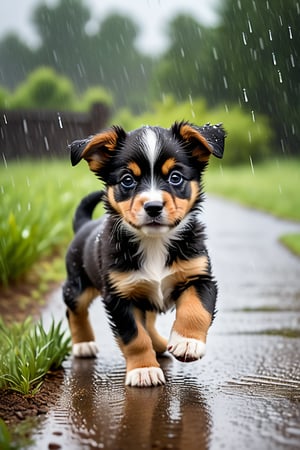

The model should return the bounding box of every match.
[57,357,211,450]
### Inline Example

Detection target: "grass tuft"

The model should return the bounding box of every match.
[0,318,71,395]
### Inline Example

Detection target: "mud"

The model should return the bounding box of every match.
[28,197,300,449]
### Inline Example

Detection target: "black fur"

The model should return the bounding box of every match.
[63,121,225,355]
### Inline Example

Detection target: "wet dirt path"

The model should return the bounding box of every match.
[32,196,300,450]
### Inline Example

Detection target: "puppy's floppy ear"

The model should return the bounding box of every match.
[69,126,126,172]
[172,121,225,162]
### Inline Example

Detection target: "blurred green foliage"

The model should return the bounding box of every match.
[9,67,75,110]
[3,67,113,112]
[0,160,102,285]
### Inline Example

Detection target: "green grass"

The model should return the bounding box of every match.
[279,234,300,256]
[0,317,71,395]
[0,159,103,285]
[205,158,300,255]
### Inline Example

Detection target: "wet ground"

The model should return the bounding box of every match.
[31,196,300,449]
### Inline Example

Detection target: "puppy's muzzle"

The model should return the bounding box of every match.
[144,201,164,218]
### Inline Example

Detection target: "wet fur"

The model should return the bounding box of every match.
[63,121,225,387]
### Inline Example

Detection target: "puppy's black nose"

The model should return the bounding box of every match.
[144,201,164,218]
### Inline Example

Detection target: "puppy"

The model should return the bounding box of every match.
[63,121,225,387]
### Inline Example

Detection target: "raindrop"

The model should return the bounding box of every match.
[290,54,295,67]
[268,29,273,41]
[188,94,193,105]
[242,88,248,102]
[277,70,283,83]
[180,48,185,58]
[272,52,277,65]
[237,0,242,10]
[212,47,218,60]
[288,26,293,39]
[140,63,145,76]
[23,119,28,134]
[297,2,300,14]
[259,37,264,50]
[223,76,228,89]
[44,136,49,151]
[248,131,252,143]
[251,110,256,122]
[3,114,7,125]
[242,32,247,45]
[279,15,283,26]
[249,155,255,175]
[2,153,7,168]
[21,229,30,239]
[248,20,253,33]
[57,113,63,129]
[53,50,58,63]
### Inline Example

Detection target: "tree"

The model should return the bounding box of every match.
[32,0,93,91]
[91,13,153,111]
[152,14,217,101]
[0,34,35,89]
[197,0,300,152]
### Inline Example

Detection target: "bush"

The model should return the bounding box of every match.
[112,95,273,164]
[9,67,76,110]
[76,86,114,111]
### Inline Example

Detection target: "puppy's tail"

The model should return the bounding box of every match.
[73,191,105,233]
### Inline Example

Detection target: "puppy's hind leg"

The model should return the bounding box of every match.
[63,280,99,358]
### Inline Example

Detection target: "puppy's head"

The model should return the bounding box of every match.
[70,121,225,236]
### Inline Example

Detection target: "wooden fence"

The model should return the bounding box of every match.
[0,103,110,161]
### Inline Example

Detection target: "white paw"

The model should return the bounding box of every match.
[125,367,166,387]
[167,330,206,362]
[73,341,99,358]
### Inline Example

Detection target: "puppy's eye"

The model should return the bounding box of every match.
[168,170,184,186]
[120,174,137,189]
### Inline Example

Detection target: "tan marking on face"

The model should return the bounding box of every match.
[172,285,212,342]
[109,191,148,228]
[82,129,119,171]
[161,181,199,225]
[67,287,99,344]
[179,124,212,162]
[127,161,142,177]
[107,186,122,214]
[161,157,176,176]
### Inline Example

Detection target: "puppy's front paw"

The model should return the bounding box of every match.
[125,367,166,387]
[167,331,206,362]
[73,341,99,358]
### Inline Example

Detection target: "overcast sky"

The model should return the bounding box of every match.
[0,0,219,55]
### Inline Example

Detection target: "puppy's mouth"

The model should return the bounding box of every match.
[144,218,166,227]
